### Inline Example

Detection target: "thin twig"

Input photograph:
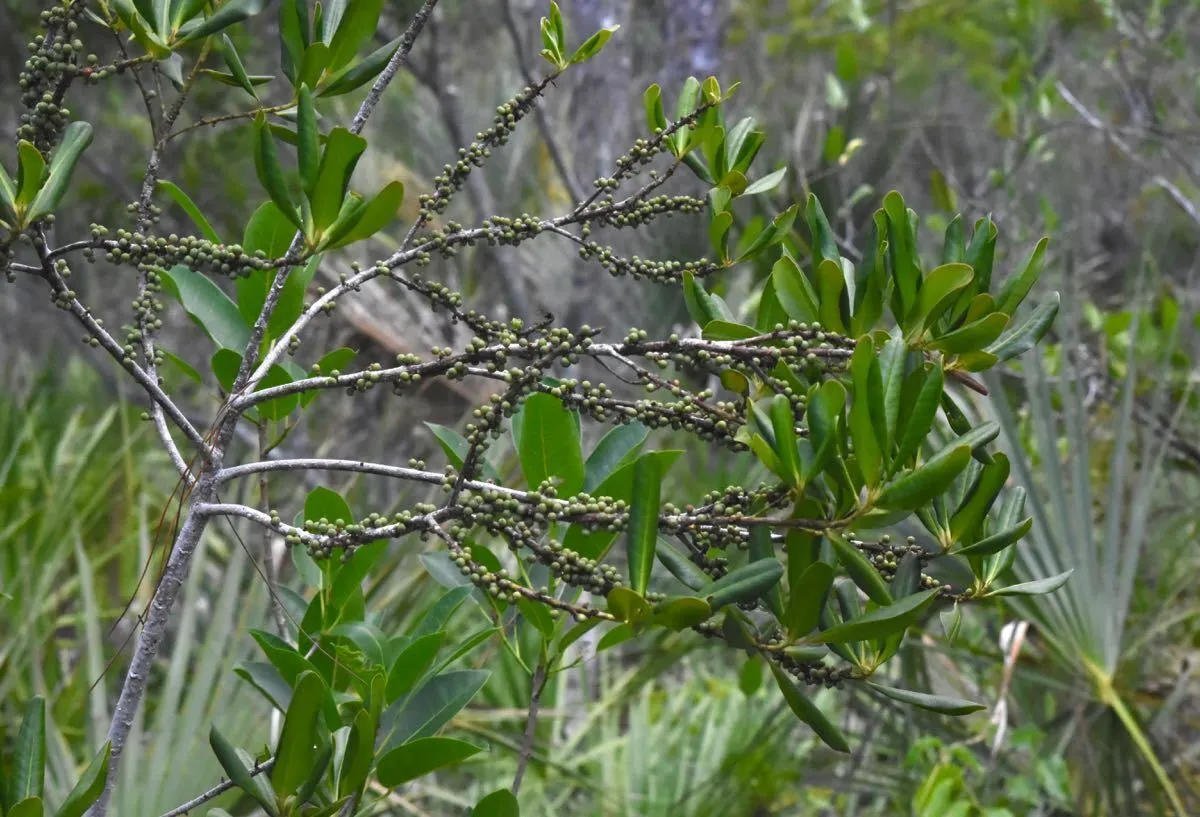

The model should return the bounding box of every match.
[512,659,548,796]
[156,757,274,817]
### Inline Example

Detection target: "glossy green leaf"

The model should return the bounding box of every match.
[53,742,110,817]
[930,312,1010,355]
[736,203,800,263]
[769,394,802,486]
[606,587,651,623]
[161,264,251,351]
[584,422,648,491]
[156,180,221,243]
[743,166,787,197]
[705,558,783,610]
[986,293,1060,362]
[472,788,520,817]
[0,160,17,222]
[749,527,786,620]
[812,588,938,644]
[953,517,1032,557]
[326,0,383,71]
[517,392,584,496]
[381,669,489,750]
[627,454,662,595]
[325,180,404,248]
[883,191,920,317]
[209,726,279,816]
[8,797,44,817]
[866,682,986,715]
[876,445,971,511]
[272,671,326,797]
[217,32,259,97]
[995,237,1048,316]
[772,254,820,323]
[310,127,366,235]
[814,258,847,333]
[655,539,710,590]
[386,633,444,703]
[571,26,618,63]
[771,663,849,752]
[849,338,883,488]
[296,85,320,196]
[376,737,482,788]
[564,450,681,560]
[643,84,667,133]
[987,570,1073,597]
[179,0,269,41]
[27,122,93,223]
[784,561,833,637]
[682,270,732,326]
[892,365,944,470]
[253,114,301,230]
[12,697,46,802]
[905,263,973,338]
[320,35,400,97]
[805,380,846,478]
[649,596,713,629]
[949,453,1010,544]
[15,141,46,208]
[827,531,892,605]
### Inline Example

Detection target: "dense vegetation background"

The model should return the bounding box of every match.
[2,1,1200,815]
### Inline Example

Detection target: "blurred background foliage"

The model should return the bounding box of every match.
[3,0,1200,814]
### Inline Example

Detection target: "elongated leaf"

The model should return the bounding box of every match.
[785,561,833,637]
[376,737,482,788]
[877,329,906,447]
[866,682,986,715]
[160,264,251,351]
[931,312,1009,355]
[986,569,1073,597]
[892,365,944,469]
[320,35,400,97]
[876,446,971,511]
[655,539,710,590]
[327,0,383,70]
[296,85,319,196]
[705,558,783,610]
[584,422,648,491]
[15,141,46,208]
[53,742,110,817]
[209,726,279,816]
[326,180,404,248]
[253,114,301,230]
[769,394,801,486]
[381,670,489,750]
[905,263,973,338]
[627,454,662,595]
[995,237,1048,316]
[949,453,1010,543]
[849,338,882,488]
[386,633,444,704]
[883,192,920,316]
[517,392,584,496]
[156,180,222,243]
[9,798,44,817]
[565,450,681,559]
[179,0,269,41]
[815,258,846,333]
[986,293,1060,362]
[272,671,326,797]
[812,588,938,644]
[953,517,1032,557]
[749,527,786,619]
[827,531,892,605]
[13,697,46,802]
[771,664,850,752]
[27,122,93,222]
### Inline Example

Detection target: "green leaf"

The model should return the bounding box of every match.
[743,166,787,197]
[52,742,110,817]
[217,33,259,98]
[866,682,986,715]
[517,393,584,496]
[272,671,326,798]
[15,141,46,209]
[655,539,710,590]
[253,114,301,230]
[812,588,938,644]
[785,561,833,638]
[325,181,404,248]
[876,446,971,512]
[381,669,489,749]
[296,85,320,196]
[472,788,520,817]
[986,293,1059,362]
[320,35,400,97]
[649,596,713,629]
[905,263,973,339]
[705,558,784,611]
[949,453,1010,544]
[564,448,682,560]
[849,338,883,488]
[27,122,93,223]
[892,365,944,470]
[309,127,367,235]
[749,527,785,620]
[682,270,732,326]
[627,454,662,595]
[995,237,1048,316]
[930,313,1010,355]
[0,160,17,223]
[986,570,1073,597]
[606,586,651,623]
[771,663,850,752]
[827,531,892,605]
[337,709,376,798]
[584,422,648,491]
[805,380,846,479]
[570,26,618,63]
[386,633,444,703]
[178,0,269,42]
[953,517,1032,557]
[769,394,801,486]
[327,0,384,71]
[805,193,839,268]
[209,726,279,816]
[161,264,251,351]
[643,84,667,133]
[877,329,906,446]
[814,258,846,335]
[156,180,222,243]
[883,191,920,317]
[13,697,46,802]
[9,798,44,817]
[736,203,800,263]
[376,737,482,788]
